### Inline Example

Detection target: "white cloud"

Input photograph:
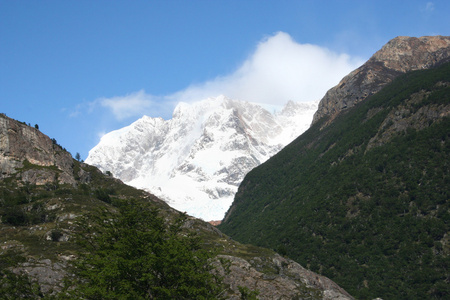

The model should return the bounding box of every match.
[99,90,156,120]
[421,2,435,15]
[174,32,363,105]
[96,32,364,121]
[98,90,176,121]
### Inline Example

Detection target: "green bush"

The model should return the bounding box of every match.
[2,206,27,226]
[50,229,64,242]
[94,189,111,203]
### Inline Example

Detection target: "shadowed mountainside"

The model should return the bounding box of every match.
[219,59,450,298]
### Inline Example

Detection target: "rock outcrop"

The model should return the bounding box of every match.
[366,84,450,151]
[312,36,450,124]
[215,254,353,299]
[15,259,68,294]
[0,113,83,185]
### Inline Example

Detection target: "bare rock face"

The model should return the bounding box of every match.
[187,218,354,299]
[0,114,78,185]
[15,259,68,294]
[366,84,450,151]
[312,36,450,124]
[214,254,353,299]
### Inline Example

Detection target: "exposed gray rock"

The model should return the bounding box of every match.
[214,254,353,299]
[15,258,68,294]
[312,36,450,125]
[0,114,77,185]
[366,85,450,150]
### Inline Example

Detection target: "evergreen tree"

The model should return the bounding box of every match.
[71,199,222,299]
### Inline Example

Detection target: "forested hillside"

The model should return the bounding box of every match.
[219,62,450,299]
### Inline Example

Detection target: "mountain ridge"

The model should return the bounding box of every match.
[86,96,318,220]
[312,35,450,125]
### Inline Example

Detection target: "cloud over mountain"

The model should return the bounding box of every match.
[98,32,363,121]
[173,32,363,105]
[99,90,156,121]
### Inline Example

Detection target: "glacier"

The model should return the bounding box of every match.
[86,95,317,221]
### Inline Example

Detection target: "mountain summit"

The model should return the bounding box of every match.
[86,96,317,220]
[313,35,450,124]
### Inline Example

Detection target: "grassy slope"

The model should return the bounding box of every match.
[219,62,450,299]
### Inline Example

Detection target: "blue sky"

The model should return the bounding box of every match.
[1,0,448,160]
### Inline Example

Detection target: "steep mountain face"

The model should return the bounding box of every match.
[0,114,87,186]
[86,96,318,220]
[312,35,450,124]
[219,57,450,299]
[0,114,352,299]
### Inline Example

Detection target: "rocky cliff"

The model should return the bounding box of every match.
[312,35,450,124]
[0,114,87,185]
[213,253,352,299]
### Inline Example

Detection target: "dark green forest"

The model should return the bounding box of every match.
[219,62,450,299]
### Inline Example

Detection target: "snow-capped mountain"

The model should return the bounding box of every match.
[86,95,318,220]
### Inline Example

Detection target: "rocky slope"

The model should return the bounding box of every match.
[0,113,87,186]
[312,35,450,124]
[0,114,352,299]
[86,96,318,220]
[213,253,352,300]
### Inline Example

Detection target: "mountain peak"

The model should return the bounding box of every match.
[86,97,318,220]
[312,35,450,124]
[371,35,450,71]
